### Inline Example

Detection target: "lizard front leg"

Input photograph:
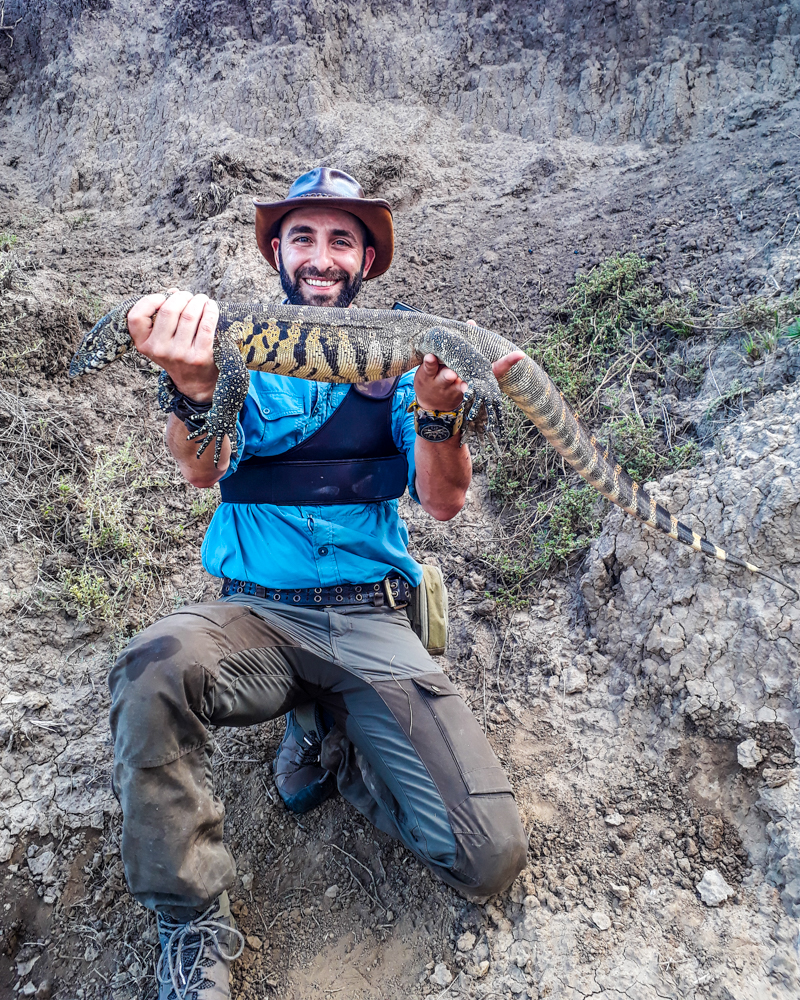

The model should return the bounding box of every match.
[185,331,250,465]
[416,327,503,432]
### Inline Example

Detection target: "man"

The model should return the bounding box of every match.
[110,168,527,999]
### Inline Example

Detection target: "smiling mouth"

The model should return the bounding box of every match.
[304,277,340,288]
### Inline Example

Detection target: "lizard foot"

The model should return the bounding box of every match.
[186,405,239,466]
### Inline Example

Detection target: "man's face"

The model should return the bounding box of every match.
[271,206,376,308]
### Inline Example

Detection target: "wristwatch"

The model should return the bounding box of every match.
[408,400,465,442]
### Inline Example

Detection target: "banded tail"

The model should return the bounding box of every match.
[494,352,798,599]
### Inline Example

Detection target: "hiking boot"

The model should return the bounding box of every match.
[156,891,244,1000]
[273,704,337,814]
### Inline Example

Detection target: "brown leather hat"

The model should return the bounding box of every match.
[254,168,394,279]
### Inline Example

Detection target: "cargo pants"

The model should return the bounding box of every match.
[108,597,527,920]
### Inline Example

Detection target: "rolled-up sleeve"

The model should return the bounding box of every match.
[391,370,420,503]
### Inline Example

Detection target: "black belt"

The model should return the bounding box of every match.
[221,575,412,608]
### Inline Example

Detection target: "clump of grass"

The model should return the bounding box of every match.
[607,413,701,483]
[742,328,780,361]
[488,481,606,603]
[1,388,219,632]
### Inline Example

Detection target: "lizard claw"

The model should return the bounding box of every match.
[463,375,504,433]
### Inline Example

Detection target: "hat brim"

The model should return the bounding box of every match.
[254,196,394,279]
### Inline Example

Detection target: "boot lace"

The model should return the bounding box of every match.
[298,731,323,767]
[157,904,245,1000]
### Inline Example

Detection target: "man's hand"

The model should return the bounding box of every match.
[128,290,229,487]
[413,349,527,412]
[127,290,220,401]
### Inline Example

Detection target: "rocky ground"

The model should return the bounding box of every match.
[1,2,799,998]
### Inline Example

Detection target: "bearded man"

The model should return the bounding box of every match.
[110,168,527,999]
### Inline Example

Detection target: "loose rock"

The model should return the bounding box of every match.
[737,739,763,769]
[592,911,612,930]
[430,963,453,987]
[696,869,734,907]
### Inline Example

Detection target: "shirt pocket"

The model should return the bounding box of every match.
[242,391,308,451]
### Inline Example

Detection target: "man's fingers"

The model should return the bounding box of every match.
[126,293,168,347]
[492,350,526,380]
[191,299,219,363]
[422,353,441,376]
[174,293,210,350]
[149,290,194,353]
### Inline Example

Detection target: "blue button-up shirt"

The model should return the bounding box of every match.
[201,370,424,588]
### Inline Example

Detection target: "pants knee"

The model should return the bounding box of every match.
[109,616,210,768]
[453,796,528,900]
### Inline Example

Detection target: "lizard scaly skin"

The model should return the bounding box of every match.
[69,298,797,597]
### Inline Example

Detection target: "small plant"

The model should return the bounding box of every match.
[190,488,220,519]
[66,212,94,230]
[607,414,701,483]
[532,481,605,572]
[59,567,117,620]
[705,378,749,419]
[0,231,18,251]
[742,328,779,361]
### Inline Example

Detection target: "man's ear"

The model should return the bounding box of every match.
[362,245,376,279]
[271,237,281,267]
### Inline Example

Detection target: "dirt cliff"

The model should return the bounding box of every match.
[1,2,799,998]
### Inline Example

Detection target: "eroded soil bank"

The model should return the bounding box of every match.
[1,2,799,998]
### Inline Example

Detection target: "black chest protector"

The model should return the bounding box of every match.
[218,379,409,506]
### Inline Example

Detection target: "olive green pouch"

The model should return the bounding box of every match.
[409,563,449,656]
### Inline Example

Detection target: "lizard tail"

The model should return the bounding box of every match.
[495,352,799,599]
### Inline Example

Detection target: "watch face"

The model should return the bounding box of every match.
[420,422,452,442]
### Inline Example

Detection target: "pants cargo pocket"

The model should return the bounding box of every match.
[409,673,513,805]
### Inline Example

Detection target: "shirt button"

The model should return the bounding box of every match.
[318,546,329,556]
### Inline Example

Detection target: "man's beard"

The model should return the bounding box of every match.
[279,257,365,308]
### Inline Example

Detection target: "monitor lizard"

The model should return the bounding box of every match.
[69,297,797,597]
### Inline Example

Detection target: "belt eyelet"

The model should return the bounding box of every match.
[293,595,301,602]
[314,588,322,594]
[273,593,281,601]
[354,586,362,593]
[355,594,363,602]
[314,596,322,603]
[336,595,343,602]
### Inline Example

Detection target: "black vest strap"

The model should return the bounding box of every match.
[219,380,409,505]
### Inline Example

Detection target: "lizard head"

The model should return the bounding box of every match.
[69,305,132,377]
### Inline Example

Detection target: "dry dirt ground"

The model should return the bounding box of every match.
[1,2,800,999]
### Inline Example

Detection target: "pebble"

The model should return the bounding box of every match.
[591,911,611,931]
[736,739,763,769]
[610,883,630,901]
[457,931,476,952]
[246,935,263,951]
[604,812,624,826]
[240,872,253,891]
[696,868,734,907]
[430,962,453,987]
[324,884,340,898]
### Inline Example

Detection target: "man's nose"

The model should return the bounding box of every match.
[308,242,335,273]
